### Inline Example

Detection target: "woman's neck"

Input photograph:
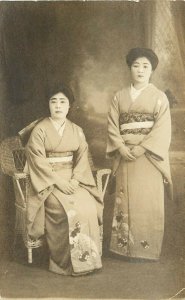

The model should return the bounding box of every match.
[50,117,66,126]
[132,82,149,90]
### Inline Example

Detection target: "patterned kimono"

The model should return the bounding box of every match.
[25,118,102,275]
[106,83,172,260]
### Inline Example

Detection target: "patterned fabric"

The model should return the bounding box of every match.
[119,112,155,135]
[26,118,102,275]
[67,203,101,271]
[106,84,172,259]
[46,151,73,170]
[121,128,152,135]
[109,152,164,259]
[119,112,154,124]
[111,194,134,255]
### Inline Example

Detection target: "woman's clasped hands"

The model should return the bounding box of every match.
[119,144,146,161]
[56,178,79,195]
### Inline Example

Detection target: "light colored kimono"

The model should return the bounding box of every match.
[106,83,172,260]
[25,117,103,275]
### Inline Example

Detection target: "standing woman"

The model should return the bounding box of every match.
[25,85,103,276]
[106,48,172,260]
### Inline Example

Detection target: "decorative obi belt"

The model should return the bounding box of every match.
[46,151,73,169]
[119,112,154,135]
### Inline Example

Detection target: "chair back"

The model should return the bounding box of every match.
[0,136,26,176]
[0,135,111,199]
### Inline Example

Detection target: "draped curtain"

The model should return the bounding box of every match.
[144,0,185,106]
[171,2,185,75]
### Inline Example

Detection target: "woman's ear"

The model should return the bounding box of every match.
[150,70,153,79]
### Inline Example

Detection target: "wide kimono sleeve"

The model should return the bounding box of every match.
[106,94,125,157]
[141,93,171,161]
[25,126,56,193]
[72,127,96,187]
[72,127,103,212]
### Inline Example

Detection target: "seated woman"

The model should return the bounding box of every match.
[25,85,103,276]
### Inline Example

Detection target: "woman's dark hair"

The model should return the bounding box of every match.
[126,47,159,70]
[46,84,75,105]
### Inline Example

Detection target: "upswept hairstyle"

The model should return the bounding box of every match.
[46,83,75,105]
[126,47,159,70]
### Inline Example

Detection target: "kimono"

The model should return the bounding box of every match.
[25,118,103,276]
[106,83,172,260]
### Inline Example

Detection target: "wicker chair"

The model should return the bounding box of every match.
[0,136,111,263]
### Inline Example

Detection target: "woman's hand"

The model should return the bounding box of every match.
[119,145,136,161]
[130,145,146,158]
[56,179,76,195]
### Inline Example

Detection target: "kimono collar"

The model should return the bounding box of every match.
[130,83,150,102]
[49,117,66,137]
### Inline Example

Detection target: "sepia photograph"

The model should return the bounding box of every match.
[0,0,185,299]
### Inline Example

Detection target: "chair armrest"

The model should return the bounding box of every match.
[13,172,30,210]
[14,172,29,180]
[96,168,111,201]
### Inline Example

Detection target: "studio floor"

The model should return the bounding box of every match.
[0,227,185,300]
[1,189,185,300]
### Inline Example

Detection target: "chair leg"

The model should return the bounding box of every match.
[12,232,18,260]
[28,248,32,264]
[12,212,19,260]
[99,225,103,256]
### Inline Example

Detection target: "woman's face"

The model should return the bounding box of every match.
[130,57,152,85]
[49,92,70,121]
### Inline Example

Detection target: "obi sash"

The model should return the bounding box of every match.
[119,112,154,135]
[46,151,73,169]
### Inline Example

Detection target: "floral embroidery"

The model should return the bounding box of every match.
[112,211,134,248]
[141,240,149,249]
[69,221,99,262]
[79,251,90,262]
[117,237,127,248]
[70,221,81,238]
